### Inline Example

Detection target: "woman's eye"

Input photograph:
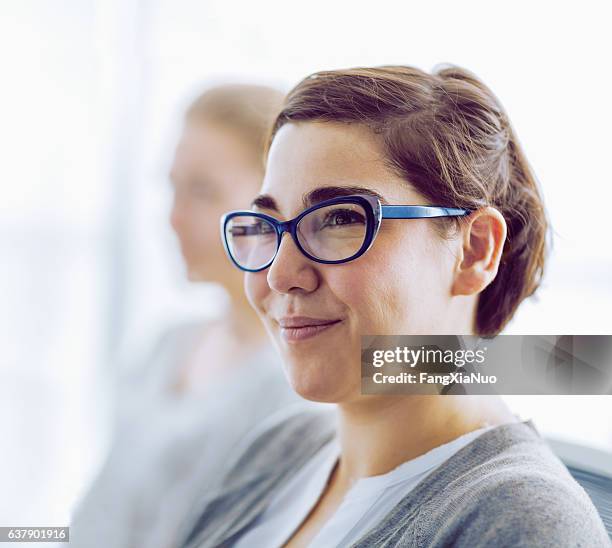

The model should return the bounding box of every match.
[322,209,365,227]
[255,221,274,234]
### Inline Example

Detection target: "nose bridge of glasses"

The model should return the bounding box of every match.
[270,219,308,270]
[276,218,294,235]
[275,217,303,252]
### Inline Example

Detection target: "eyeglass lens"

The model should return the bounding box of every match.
[225,202,369,270]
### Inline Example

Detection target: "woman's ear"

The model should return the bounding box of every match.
[451,207,507,297]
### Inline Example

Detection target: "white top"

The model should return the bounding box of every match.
[236,424,496,548]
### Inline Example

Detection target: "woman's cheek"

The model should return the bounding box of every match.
[327,265,382,332]
[347,253,421,335]
[244,272,269,315]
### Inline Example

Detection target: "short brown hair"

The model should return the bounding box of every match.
[267,65,550,336]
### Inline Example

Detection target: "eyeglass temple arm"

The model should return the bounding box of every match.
[381,205,472,219]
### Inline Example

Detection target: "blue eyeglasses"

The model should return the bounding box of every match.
[220,193,471,272]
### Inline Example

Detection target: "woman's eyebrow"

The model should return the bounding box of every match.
[250,185,388,212]
[251,194,278,211]
[305,186,388,206]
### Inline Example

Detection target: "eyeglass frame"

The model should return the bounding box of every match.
[220,193,472,272]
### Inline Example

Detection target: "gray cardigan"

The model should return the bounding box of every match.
[179,405,610,547]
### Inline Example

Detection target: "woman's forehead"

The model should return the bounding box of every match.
[258,122,420,217]
[265,122,387,182]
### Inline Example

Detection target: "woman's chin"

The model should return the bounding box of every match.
[185,263,208,282]
[286,370,352,403]
[294,389,341,404]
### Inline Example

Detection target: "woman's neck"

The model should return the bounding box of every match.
[333,395,517,487]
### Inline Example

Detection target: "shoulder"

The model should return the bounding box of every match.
[415,422,610,547]
[448,466,608,546]
[175,404,336,547]
[217,401,337,486]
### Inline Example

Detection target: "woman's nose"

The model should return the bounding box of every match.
[266,232,320,294]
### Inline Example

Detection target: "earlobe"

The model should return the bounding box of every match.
[451,207,507,297]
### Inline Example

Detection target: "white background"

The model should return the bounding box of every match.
[0,0,611,533]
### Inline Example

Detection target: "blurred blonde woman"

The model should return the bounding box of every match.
[70,84,301,548]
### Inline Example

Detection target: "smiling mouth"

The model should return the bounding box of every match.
[279,319,343,343]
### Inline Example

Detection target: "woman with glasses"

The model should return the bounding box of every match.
[180,66,610,547]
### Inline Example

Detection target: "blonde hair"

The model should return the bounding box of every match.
[186,84,285,165]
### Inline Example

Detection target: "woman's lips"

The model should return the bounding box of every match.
[279,319,343,342]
